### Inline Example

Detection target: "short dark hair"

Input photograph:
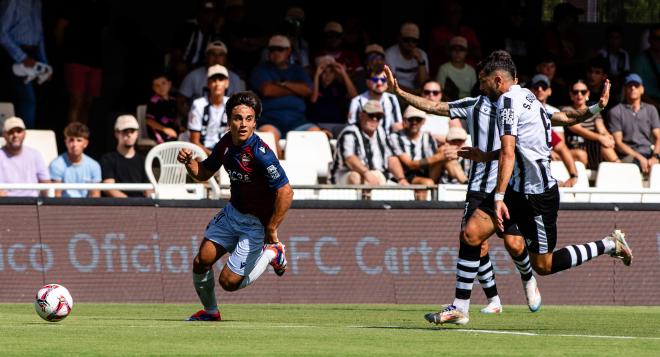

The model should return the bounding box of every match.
[226,91,262,119]
[477,50,517,78]
[150,71,171,81]
[64,122,90,139]
[587,56,609,75]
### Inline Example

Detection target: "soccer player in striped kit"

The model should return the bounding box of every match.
[384,63,539,317]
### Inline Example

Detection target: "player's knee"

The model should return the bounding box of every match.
[218,276,240,292]
[531,262,552,275]
[505,237,525,256]
[462,225,483,247]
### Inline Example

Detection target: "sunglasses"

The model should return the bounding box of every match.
[626,82,641,88]
[268,46,288,52]
[423,89,441,96]
[407,117,424,123]
[402,37,418,44]
[571,89,588,95]
[367,113,383,120]
[370,77,387,84]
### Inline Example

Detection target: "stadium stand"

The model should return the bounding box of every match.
[592,162,643,203]
[0,102,14,128]
[284,131,333,180]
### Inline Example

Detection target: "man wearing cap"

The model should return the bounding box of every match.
[185,64,230,154]
[314,21,362,74]
[436,36,477,100]
[385,22,429,92]
[389,106,459,199]
[0,117,50,197]
[178,40,243,118]
[608,73,660,174]
[250,34,319,149]
[100,115,150,197]
[331,100,407,186]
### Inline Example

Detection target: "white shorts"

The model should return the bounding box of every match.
[204,203,264,276]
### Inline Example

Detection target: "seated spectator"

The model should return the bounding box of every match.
[49,122,101,198]
[0,117,50,197]
[585,56,616,108]
[385,22,429,92]
[352,44,387,93]
[608,73,660,174]
[259,6,311,69]
[419,80,451,144]
[435,36,477,100]
[440,127,469,184]
[331,100,408,186]
[390,106,457,199]
[632,24,660,109]
[561,79,619,169]
[101,115,150,197]
[427,1,481,73]
[598,26,629,87]
[177,41,243,118]
[308,55,358,138]
[348,67,402,134]
[146,73,181,144]
[314,21,362,74]
[185,65,229,154]
[535,54,568,107]
[251,34,319,150]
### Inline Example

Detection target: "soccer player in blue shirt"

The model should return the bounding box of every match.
[177,91,293,321]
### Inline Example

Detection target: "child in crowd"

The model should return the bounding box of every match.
[436,36,477,101]
[146,73,181,143]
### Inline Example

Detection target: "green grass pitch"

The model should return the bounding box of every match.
[1,304,660,356]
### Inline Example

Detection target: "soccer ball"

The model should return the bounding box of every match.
[34,284,73,322]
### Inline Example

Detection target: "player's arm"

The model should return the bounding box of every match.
[265,183,293,244]
[384,65,450,116]
[551,79,611,126]
[178,148,217,182]
[458,147,500,162]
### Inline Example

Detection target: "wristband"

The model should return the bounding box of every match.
[494,192,505,201]
[588,104,603,115]
[569,173,578,179]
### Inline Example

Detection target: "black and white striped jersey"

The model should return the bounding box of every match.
[331,124,393,183]
[448,95,499,193]
[389,131,438,160]
[348,91,403,134]
[497,85,557,194]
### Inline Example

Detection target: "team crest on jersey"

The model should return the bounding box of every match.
[526,93,537,103]
[240,153,251,166]
[266,164,280,180]
[501,108,515,124]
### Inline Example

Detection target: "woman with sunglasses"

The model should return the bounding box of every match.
[561,80,619,168]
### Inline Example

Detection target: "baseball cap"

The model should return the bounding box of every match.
[400,23,420,39]
[207,64,229,79]
[115,115,139,131]
[404,106,426,119]
[268,35,291,48]
[206,41,228,54]
[624,73,643,86]
[447,127,468,141]
[324,21,343,34]
[530,74,551,87]
[449,36,468,49]
[2,116,25,132]
[362,100,384,114]
[365,44,385,56]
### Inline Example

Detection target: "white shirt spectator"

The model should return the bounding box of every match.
[348,92,402,134]
[186,96,229,149]
[385,45,429,89]
[436,62,477,99]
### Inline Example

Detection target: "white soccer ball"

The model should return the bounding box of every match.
[34,284,73,322]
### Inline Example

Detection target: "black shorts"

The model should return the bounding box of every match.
[462,190,521,237]
[503,185,559,254]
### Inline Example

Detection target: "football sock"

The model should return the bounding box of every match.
[193,269,218,313]
[477,254,499,299]
[487,295,501,307]
[511,249,534,282]
[453,239,481,313]
[238,248,276,289]
[550,238,613,274]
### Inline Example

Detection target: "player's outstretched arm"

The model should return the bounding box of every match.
[458,147,500,162]
[384,65,450,116]
[551,79,611,126]
[177,148,216,182]
[265,183,293,244]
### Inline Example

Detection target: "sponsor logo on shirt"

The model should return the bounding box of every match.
[501,108,515,125]
[227,169,251,183]
[266,165,280,180]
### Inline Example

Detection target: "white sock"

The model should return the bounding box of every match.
[453,298,470,314]
[487,295,501,306]
[602,237,616,254]
[192,269,218,313]
[238,248,276,289]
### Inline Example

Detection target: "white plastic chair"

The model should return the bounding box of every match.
[0,102,14,128]
[136,104,157,148]
[370,188,416,201]
[145,141,220,199]
[284,131,333,178]
[592,162,643,203]
[551,160,589,202]
[279,160,318,199]
[318,189,360,200]
[642,164,660,203]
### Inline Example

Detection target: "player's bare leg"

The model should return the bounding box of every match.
[189,239,226,321]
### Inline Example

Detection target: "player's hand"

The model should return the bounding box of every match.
[265,228,278,244]
[362,171,382,185]
[383,65,398,93]
[458,146,485,162]
[598,79,611,109]
[442,145,459,160]
[177,148,193,165]
[494,200,510,232]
